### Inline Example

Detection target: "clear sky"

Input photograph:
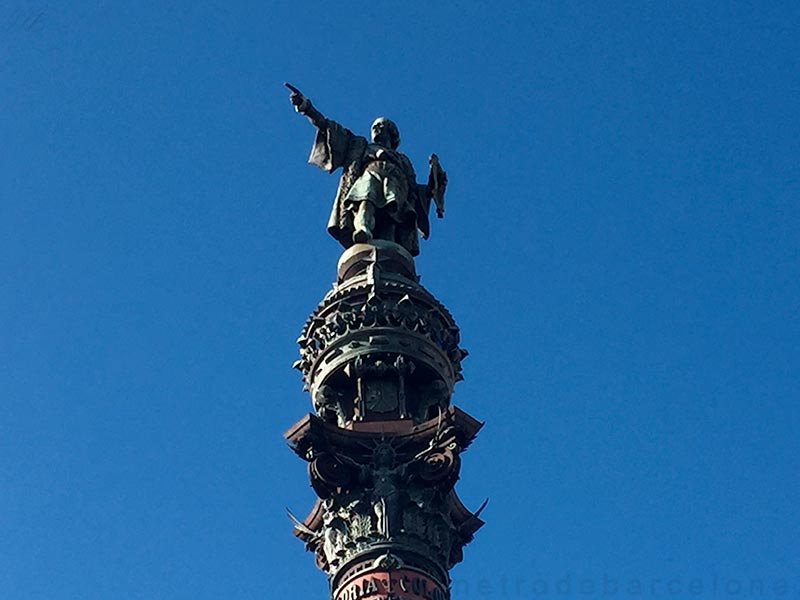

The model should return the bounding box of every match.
[2,2,798,599]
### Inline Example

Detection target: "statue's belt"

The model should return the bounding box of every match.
[362,160,406,180]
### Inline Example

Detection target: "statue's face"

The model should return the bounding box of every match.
[371,118,398,149]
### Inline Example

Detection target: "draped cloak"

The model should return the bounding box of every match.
[308,120,431,256]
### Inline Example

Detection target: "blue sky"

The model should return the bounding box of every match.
[2,2,798,598]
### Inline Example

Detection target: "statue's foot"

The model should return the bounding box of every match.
[353,229,372,244]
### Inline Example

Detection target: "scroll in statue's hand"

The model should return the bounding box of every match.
[428,154,447,219]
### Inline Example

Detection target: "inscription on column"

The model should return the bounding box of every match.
[335,568,447,600]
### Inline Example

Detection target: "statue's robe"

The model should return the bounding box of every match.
[308,120,430,256]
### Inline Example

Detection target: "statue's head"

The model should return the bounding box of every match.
[371,117,400,149]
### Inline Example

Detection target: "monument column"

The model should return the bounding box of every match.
[283,85,483,600]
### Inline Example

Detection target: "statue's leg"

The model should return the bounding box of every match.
[353,201,375,243]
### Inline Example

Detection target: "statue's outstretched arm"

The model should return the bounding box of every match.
[285,82,327,129]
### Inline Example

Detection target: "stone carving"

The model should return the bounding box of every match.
[287,409,482,577]
[309,453,353,499]
[286,83,447,256]
[313,384,346,425]
[293,272,468,426]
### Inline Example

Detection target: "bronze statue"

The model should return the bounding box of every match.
[286,83,446,256]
